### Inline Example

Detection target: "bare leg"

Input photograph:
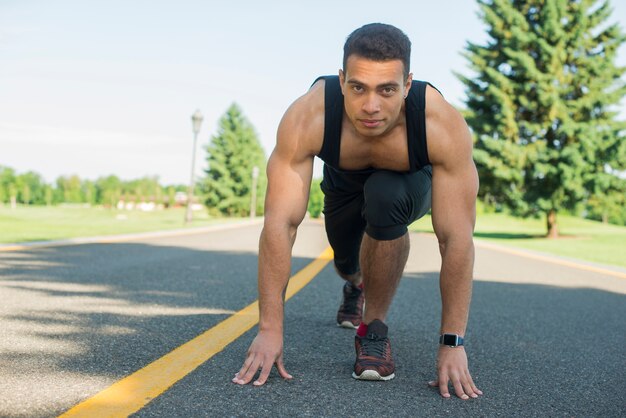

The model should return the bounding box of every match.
[360,232,410,324]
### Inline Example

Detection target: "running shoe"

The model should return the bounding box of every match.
[352,319,395,381]
[336,281,364,328]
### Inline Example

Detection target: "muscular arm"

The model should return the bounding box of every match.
[427,88,482,399]
[258,119,314,333]
[233,83,322,386]
[431,117,477,338]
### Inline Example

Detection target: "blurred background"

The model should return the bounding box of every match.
[1,1,625,265]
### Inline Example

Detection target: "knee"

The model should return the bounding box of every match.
[363,171,410,239]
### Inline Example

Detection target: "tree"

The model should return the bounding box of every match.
[124,176,161,203]
[96,175,122,207]
[166,186,177,208]
[56,175,83,203]
[586,173,626,224]
[201,103,267,216]
[82,180,97,206]
[0,166,16,205]
[458,0,626,238]
[44,185,53,206]
[8,183,17,209]
[16,171,46,205]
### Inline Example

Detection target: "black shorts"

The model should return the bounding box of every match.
[320,164,433,275]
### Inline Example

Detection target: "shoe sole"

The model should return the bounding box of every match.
[352,370,395,381]
[337,321,358,329]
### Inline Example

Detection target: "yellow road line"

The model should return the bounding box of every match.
[59,246,333,418]
[474,239,626,280]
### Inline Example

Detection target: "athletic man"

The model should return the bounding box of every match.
[233,23,482,400]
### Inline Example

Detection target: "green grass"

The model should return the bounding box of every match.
[0,205,241,244]
[3,205,625,269]
[410,212,626,269]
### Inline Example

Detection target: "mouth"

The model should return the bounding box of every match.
[359,119,383,129]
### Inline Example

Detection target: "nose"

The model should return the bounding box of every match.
[362,93,380,114]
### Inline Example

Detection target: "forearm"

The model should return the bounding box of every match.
[257,219,298,332]
[438,237,475,336]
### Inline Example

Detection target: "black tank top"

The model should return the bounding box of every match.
[313,75,438,173]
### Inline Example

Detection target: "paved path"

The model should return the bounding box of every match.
[0,221,624,417]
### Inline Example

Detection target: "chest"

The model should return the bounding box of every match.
[337,117,411,172]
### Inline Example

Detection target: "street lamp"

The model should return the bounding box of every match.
[250,166,259,218]
[185,109,203,223]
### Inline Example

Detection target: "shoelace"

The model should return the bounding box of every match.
[360,335,387,358]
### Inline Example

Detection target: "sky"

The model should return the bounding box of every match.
[1,0,625,185]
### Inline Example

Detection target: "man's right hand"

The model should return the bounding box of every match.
[232,329,293,386]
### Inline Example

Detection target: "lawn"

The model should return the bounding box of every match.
[410,212,626,269]
[3,205,625,269]
[0,205,240,244]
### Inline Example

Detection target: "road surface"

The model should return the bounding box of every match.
[0,220,624,417]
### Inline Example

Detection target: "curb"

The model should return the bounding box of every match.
[473,237,626,280]
[414,231,626,280]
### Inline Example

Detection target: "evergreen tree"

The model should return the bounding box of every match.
[458,0,626,237]
[201,104,267,216]
[586,172,626,224]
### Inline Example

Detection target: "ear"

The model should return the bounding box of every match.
[339,69,346,95]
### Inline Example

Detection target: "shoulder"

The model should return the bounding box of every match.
[274,78,325,160]
[424,85,473,168]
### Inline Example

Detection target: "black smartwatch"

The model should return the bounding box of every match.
[439,334,464,347]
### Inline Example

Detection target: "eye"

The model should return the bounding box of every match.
[381,87,396,96]
[352,85,364,93]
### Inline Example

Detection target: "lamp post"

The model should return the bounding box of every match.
[250,166,259,218]
[185,109,203,224]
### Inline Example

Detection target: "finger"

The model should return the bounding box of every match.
[465,370,482,396]
[233,354,255,384]
[438,373,451,398]
[276,356,293,380]
[428,380,439,387]
[461,375,478,399]
[238,357,262,385]
[451,374,469,400]
[253,359,273,386]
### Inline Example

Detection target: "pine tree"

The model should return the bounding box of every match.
[201,104,267,216]
[458,0,626,237]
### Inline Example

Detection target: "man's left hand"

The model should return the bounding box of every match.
[428,346,483,400]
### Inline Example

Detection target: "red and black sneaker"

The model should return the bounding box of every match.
[352,319,395,381]
[336,281,364,329]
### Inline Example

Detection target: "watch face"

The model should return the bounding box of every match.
[443,334,458,346]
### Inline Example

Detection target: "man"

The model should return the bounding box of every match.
[233,23,482,400]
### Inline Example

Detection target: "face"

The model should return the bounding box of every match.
[339,55,412,138]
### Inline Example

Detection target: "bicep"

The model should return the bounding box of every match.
[263,107,315,228]
[263,86,322,229]
[264,149,313,228]
[430,114,479,243]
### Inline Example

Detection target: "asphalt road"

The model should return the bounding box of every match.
[0,220,624,417]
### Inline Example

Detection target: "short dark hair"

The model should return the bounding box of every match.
[343,23,411,79]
